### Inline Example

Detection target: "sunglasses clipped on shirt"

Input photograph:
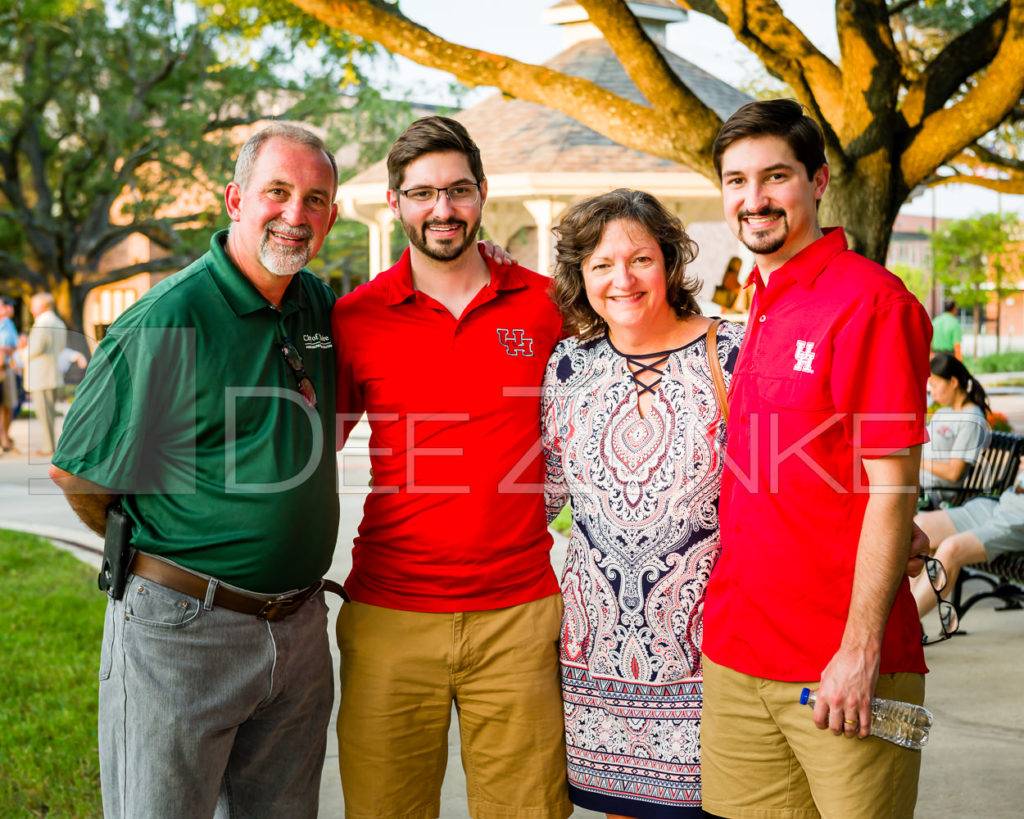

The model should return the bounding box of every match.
[279,337,317,409]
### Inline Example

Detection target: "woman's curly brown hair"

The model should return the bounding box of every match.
[552,189,702,339]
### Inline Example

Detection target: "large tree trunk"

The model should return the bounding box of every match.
[48,277,86,336]
[820,152,903,266]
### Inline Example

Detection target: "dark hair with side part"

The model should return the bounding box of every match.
[234,123,338,195]
[552,189,702,339]
[930,352,990,415]
[713,98,827,181]
[386,116,485,191]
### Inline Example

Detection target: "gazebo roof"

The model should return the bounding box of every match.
[344,37,751,185]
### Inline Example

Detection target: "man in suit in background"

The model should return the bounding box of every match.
[25,292,67,457]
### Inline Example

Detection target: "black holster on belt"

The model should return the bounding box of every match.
[98,502,133,600]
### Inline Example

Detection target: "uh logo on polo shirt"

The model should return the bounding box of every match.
[496,328,534,357]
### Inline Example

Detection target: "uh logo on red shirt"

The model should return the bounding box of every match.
[496,328,534,357]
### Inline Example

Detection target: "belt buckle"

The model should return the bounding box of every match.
[257,596,298,621]
[256,580,323,621]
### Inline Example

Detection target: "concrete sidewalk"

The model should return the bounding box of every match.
[2,410,1022,817]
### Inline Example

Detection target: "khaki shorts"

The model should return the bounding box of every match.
[336,595,571,819]
[700,655,924,819]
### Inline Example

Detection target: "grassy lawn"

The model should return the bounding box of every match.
[551,504,572,535]
[967,351,1024,373]
[0,530,104,818]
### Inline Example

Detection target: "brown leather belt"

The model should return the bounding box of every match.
[130,552,347,621]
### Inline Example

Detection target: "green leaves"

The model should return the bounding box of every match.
[0,0,387,326]
[932,211,1021,308]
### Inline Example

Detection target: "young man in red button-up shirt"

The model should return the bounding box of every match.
[700,99,932,819]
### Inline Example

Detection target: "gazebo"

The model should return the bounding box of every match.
[337,0,752,298]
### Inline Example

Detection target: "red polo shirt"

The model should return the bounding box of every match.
[332,248,563,612]
[704,228,931,680]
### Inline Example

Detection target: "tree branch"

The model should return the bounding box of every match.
[902,0,1024,188]
[0,251,45,288]
[672,1,727,25]
[82,214,208,267]
[965,141,1024,173]
[887,0,923,16]
[833,1,902,142]
[708,0,842,116]
[928,173,1024,195]
[79,254,197,286]
[285,0,716,170]
[901,1,1009,128]
[579,0,720,149]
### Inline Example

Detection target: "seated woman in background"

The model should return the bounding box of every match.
[920,352,991,506]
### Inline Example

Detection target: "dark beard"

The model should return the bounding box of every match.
[738,211,788,255]
[402,215,481,262]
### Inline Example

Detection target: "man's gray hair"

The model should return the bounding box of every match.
[233,123,339,194]
[31,292,55,311]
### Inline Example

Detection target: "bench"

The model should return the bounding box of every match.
[947,430,1024,507]
[951,554,1024,617]
[944,431,1024,617]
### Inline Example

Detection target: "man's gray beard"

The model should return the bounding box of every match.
[259,231,312,277]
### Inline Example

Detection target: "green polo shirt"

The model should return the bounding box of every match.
[54,231,339,593]
[931,312,962,353]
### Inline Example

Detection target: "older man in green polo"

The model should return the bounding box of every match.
[49,123,341,817]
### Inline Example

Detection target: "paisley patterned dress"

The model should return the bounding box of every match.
[542,324,742,819]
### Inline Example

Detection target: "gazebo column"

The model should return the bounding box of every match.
[343,201,395,278]
[523,198,568,276]
[482,200,529,249]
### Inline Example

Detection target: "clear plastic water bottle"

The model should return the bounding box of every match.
[799,688,933,749]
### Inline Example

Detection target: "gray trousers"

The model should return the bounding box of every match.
[99,574,334,818]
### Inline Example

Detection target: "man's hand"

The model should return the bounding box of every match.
[814,446,920,739]
[478,240,515,266]
[814,645,878,739]
[907,522,930,578]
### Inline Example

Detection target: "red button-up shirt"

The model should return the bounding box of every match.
[704,228,931,680]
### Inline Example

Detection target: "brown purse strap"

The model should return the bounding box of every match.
[705,318,729,423]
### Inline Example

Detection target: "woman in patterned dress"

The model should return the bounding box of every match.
[542,189,743,819]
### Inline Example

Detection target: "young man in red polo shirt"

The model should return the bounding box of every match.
[331,117,570,819]
[700,99,932,818]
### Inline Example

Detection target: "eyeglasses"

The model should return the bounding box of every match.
[918,554,960,645]
[397,183,481,208]
[280,337,317,409]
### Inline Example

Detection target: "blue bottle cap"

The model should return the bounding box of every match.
[799,687,811,705]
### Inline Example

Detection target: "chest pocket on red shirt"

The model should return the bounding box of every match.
[756,372,833,413]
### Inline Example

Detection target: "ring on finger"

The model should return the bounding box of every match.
[843,718,858,726]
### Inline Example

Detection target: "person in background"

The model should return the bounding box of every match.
[913,455,1024,619]
[25,292,67,457]
[711,256,743,311]
[700,99,932,819]
[932,298,963,360]
[49,123,342,817]
[920,352,991,506]
[543,188,744,819]
[0,298,20,451]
